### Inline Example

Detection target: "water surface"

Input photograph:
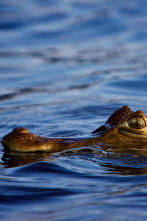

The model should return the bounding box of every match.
[0,1,147,220]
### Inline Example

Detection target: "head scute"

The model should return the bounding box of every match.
[92,105,133,134]
[106,105,133,126]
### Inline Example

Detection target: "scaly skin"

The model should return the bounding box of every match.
[1,105,147,152]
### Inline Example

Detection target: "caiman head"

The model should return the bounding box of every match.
[92,105,147,147]
[1,105,147,153]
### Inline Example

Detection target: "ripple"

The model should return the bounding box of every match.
[1,0,147,220]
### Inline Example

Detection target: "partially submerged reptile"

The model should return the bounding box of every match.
[1,105,147,153]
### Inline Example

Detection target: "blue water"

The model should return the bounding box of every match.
[0,0,147,220]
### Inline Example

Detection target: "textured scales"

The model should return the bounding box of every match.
[105,105,133,126]
[92,105,133,134]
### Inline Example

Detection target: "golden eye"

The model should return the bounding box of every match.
[127,116,146,129]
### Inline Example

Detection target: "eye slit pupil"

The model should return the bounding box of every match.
[127,116,146,129]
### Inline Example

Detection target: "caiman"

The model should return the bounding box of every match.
[1,105,147,153]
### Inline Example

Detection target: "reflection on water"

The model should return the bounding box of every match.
[0,0,147,220]
[2,149,147,175]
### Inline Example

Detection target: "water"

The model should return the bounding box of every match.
[0,0,147,220]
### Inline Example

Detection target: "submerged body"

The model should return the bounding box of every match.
[1,105,147,153]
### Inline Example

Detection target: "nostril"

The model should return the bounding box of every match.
[12,127,29,134]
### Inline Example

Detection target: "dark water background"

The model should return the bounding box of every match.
[0,0,147,220]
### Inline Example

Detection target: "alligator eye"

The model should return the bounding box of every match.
[127,116,146,129]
